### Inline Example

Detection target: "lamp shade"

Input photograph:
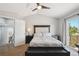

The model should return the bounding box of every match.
[27,28,31,32]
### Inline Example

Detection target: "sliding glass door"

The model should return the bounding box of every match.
[66,15,79,48]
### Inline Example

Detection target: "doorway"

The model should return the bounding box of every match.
[66,15,79,48]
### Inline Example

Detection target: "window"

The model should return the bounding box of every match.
[66,15,79,48]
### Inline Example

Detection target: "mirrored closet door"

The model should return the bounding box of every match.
[0,17,15,49]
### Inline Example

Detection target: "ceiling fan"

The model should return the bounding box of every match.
[32,3,50,11]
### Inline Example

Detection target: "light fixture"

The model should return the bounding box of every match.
[27,28,31,32]
[37,5,42,10]
[27,28,31,35]
[32,3,50,11]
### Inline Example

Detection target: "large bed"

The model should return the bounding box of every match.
[30,33,63,47]
[25,25,70,56]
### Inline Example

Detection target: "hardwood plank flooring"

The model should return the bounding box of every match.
[0,44,29,56]
[0,44,78,56]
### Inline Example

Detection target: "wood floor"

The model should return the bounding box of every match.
[0,44,29,56]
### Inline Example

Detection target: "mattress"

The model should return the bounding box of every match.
[30,36,63,47]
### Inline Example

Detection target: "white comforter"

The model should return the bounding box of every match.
[30,36,63,47]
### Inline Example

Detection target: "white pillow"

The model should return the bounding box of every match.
[34,32,43,37]
[42,33,52,37]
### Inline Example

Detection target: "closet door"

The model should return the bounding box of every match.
[0,18,5,46]
[0,26,7,46]
[0,26,2,46]
[15,20,25,46]
[0,26,8,45]
[0,17,15,47]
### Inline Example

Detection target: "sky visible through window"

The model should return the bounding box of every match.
[68,17,79,28]
[68,17,79,47]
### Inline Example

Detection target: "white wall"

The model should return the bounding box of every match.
[15,19,25,46]
[58,19,64,42]
[25,14,59,35]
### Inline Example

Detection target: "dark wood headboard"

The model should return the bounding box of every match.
[34,25,50,33]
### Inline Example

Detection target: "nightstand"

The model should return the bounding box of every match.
[26,35,33,44]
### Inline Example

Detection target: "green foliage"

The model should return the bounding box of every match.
[69,26,78,35]
[69,26,79,47]
[69,36,78,47]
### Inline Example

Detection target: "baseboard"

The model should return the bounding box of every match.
[14,41,25,47]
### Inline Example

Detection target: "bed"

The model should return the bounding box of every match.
[25,25,70,56]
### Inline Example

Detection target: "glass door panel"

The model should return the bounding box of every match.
[66,16,79,48]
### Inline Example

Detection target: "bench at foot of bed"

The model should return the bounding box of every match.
[25,47,70,56]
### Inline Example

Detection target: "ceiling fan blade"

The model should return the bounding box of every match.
[32,8,37,11]
[37,3,40,6]
[42,5,50,9]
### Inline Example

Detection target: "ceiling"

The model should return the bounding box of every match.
[0,3,79,19]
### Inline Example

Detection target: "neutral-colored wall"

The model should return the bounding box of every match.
[25,14,59,35]
[58,19,65,43]
[15,19,25,46]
